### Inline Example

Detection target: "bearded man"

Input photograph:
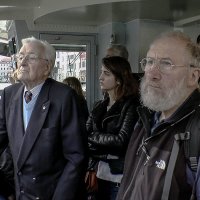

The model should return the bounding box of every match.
[116,31,200,200]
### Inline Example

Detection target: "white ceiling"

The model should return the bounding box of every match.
[0,0,200,27]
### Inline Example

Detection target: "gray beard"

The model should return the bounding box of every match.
[140,76,189,112]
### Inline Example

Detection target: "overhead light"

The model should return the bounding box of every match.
[0,6,16,8]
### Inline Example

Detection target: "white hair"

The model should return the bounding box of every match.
[151,31,200,68]
[21,37,56,71]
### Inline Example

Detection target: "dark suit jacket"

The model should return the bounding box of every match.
[0,147,15,198]
[0,78,86,200]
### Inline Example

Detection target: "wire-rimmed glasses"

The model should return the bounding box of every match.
[15,53,48,64]
[140,57,185,73]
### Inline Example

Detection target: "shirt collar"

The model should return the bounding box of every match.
[24,81,45,97]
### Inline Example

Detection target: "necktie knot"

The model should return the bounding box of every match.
[24,91,32,103]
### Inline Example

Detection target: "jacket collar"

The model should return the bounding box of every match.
[138,89,200,133]
[91,95,134,120]
[168,89,200,122]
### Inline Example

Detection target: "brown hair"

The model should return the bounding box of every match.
[63,77,84,97]
[102,56,138,100]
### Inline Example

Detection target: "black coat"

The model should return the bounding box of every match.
[86,95,139,173]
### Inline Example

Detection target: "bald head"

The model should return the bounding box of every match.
[106,44,129,60]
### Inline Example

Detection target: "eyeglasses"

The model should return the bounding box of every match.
[140,57,186,73]
[15,54,48,64]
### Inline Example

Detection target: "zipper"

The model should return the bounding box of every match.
[122,109,195,199]
[122,150,145,199]
[143,109,195,144]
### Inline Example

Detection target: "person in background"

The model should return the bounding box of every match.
[106,44,129,60]
[106,44,142,85]
[63,76,89,123]
[0,37,86,200]
[86,56,140,200]
[63,77,88,200]
[105,43,142,95]
[116,31,200,200]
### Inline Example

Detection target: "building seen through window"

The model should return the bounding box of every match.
[52,51,87,94]
[0,20,15,90]
[0,23,87,94]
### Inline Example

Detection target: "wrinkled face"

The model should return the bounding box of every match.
[140,37,195,112]
[17,42,50,88]
[99,65,118,92]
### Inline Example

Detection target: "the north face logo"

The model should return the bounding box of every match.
[155,160,166,170]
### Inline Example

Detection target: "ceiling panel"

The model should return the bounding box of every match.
[0,0,200,27]
[34,0,200,26]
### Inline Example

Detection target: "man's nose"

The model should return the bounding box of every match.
[146,61,160,72]
[99,73,103,80]
[145,64,161,80]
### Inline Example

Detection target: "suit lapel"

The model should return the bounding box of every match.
[17,80,51,171]
[9,85,25,166]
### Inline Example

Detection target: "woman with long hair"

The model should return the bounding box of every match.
[86,56,140,200]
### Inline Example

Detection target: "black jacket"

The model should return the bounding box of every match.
[86,95,139,174]
[117,89,200,200]
[0,147,15,198]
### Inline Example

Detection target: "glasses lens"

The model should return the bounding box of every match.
[159,59,173,72]
[16,54,23,62]
[140,58,155,71]
[16,54,38,63]
[140,58,175,73]
[28,55,38,63]
[140,58,147,71]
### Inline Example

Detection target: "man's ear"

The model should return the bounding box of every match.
[188,68,200,86]
[44,62,51,76]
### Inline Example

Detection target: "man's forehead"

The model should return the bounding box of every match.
[147,38,187,57]
[150,37,186,49]
[20,42,44,53]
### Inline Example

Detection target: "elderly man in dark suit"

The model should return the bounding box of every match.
[0,37,86,200]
